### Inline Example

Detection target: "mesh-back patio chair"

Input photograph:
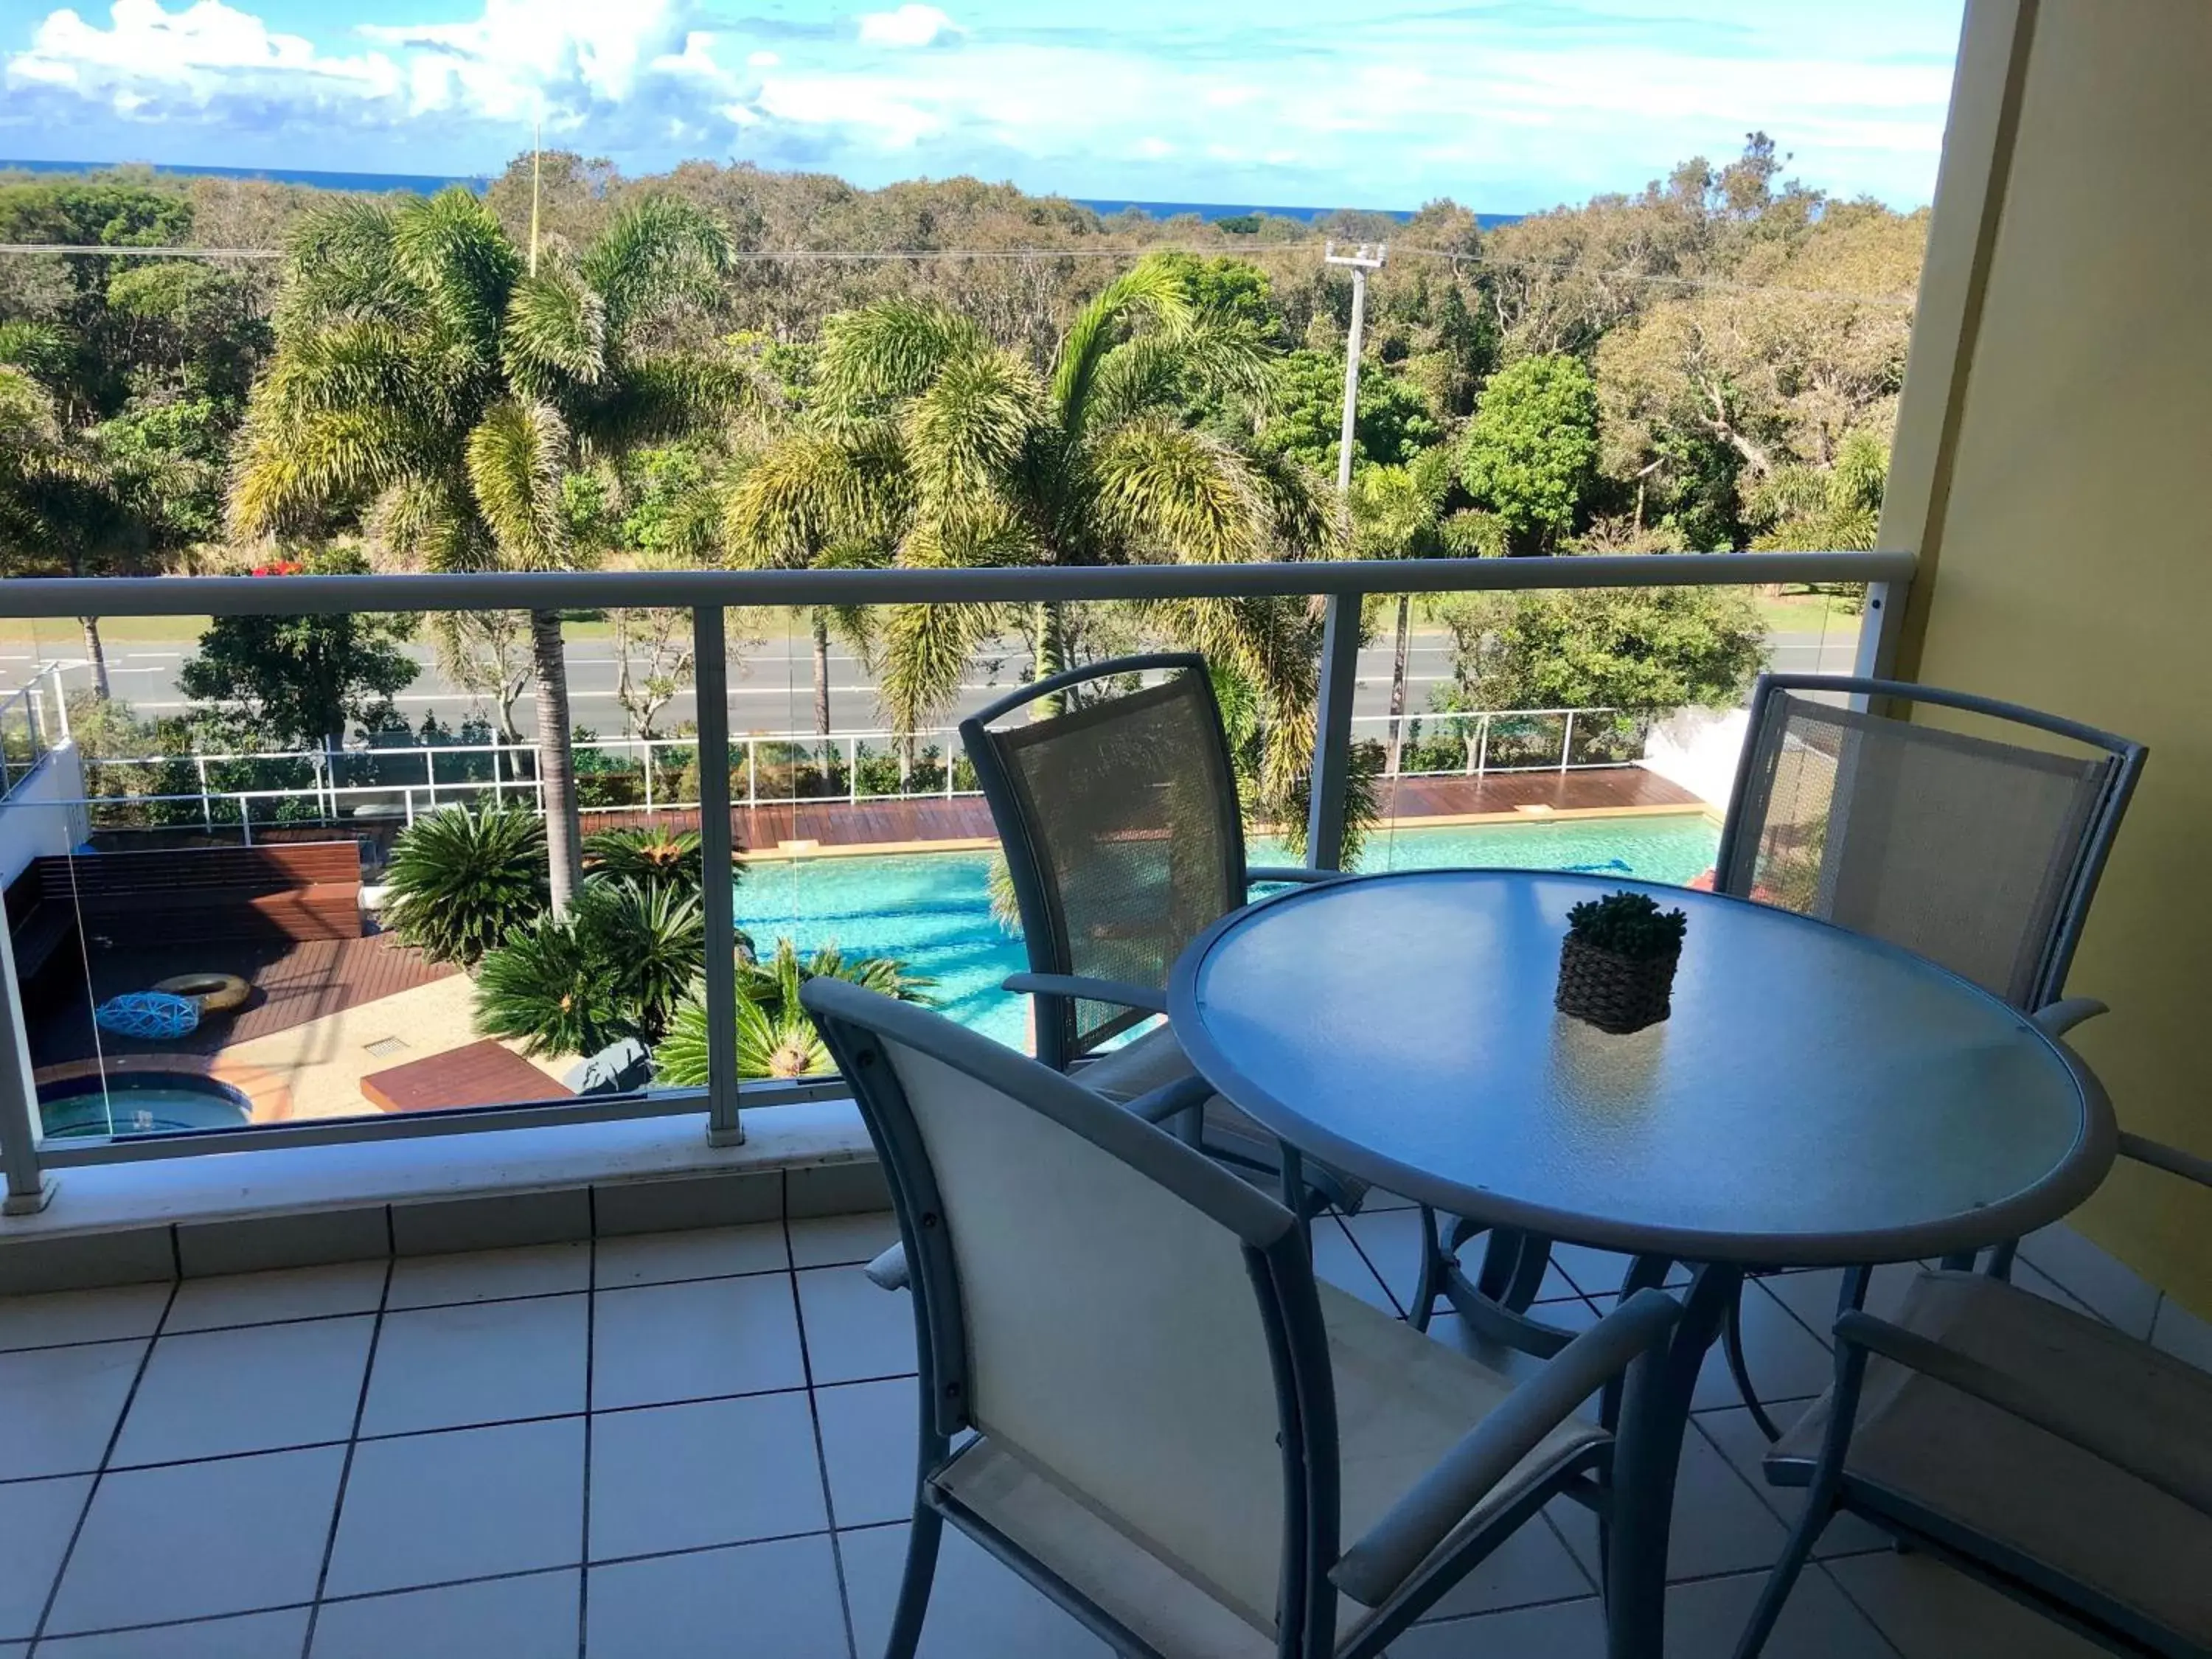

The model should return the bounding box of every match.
[1714,674,2145,1020]
[804,975,1688,1659]
[1734,1133,2212,1659]
[964,653,1367,1207]
[1411,675,2148,1421]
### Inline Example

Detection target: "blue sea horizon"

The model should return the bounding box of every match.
[0,156,1521,227]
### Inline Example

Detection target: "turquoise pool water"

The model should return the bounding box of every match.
[734,814,1721,1048]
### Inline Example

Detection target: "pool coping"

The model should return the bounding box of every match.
[732,801,1722,861]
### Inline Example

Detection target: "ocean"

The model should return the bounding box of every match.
[0,158,1520,226]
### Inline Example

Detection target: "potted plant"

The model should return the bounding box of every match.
[1556,890,1689,1034]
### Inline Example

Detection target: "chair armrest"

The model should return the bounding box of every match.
[2118,1131,2212,1190]
[864,1243,911,1292]
[1331,1288,1681,1607]
[1245,866,1338,887]
[1833,1310,2212,1517]
[2031,997,2109,1038]
[1120,1072,1216,1126]
[1001,973,1168,1015]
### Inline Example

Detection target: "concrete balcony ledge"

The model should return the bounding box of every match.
[0,1101,886,1295]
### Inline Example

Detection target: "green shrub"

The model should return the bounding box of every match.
[473,880,706,1056]
[381,805,549,967]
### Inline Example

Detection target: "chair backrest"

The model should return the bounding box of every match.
[962,655,1248,1065]
[1715,675,2146,1010]
[803,978,1331,1646]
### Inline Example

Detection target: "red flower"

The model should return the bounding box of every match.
[250,560,306,577]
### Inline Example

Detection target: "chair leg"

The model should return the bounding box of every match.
[1938,1249,1977,1273]
[1500,1234,1552,1313]
[1729,1503,1825,1659]
[883,1503,944,1659]
[1984,1239,2019,1281]
[1723,1286,1784,1443]
[1411,1206,1444,1333]
[1474,1226,1523,1302]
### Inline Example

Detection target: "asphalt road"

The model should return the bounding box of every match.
[0,626,1861,742]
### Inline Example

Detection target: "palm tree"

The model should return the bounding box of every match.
[723,263,1335,817]
[0,323,143,698]
[229,189,744,914]
[1349,447,1502,776]
[717,431,898,741]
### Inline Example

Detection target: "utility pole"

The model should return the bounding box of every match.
[528,117,542,278]
[1306,240,1388,871]
[1325,240,1388,494]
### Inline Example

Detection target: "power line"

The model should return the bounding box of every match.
[0,236,1919,305]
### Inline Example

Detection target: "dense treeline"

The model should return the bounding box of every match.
[0,138,1920,799]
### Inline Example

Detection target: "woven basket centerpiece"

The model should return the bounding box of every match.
[1555,891,1688,1035]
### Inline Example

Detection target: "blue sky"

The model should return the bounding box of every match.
[0,0,1965,210]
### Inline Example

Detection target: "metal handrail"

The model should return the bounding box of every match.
[0,549,1912,619]
[0,550,1907,1206]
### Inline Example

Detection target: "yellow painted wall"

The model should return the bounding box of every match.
[1896,0,2212,1310]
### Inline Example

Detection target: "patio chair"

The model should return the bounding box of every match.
[1412,674,2148,1422]
[1734,1135,2212,1659]
[804,975,1688,1659]
[969,654,1371,1197]
[863,653,1360,1296]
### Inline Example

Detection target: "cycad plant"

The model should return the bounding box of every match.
[380,804,549,967]
[473,878,707,1057]
[654,938,937,1082]
[722,260,1335,821]
[580,826,742,903]
[228,187,743,915]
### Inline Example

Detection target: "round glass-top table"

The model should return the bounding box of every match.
[1172,868,2118,1644]
[1170,869,2114,1269]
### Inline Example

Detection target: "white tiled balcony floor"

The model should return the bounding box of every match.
[0,1196,2193,1658]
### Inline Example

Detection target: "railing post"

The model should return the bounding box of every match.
[424,749,437,814]
[847,736,858,805]
[1853,579,1907,685]
[1475,715,1490,779]
[0,914,54,1214]
[644,740,655,815]
[240,796,253,847]
[745,740,758,810]
[1560,710,1576,773]
[1305,595,1363,872]
[692,606,743,1148]
[195,754,212,832]
[48,665,69,742]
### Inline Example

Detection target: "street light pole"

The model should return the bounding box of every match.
[1306,240,1388,870]
[1326,240,1388,494]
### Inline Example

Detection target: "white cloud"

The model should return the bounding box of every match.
[756,74,939,146]
[0,0,1961,208]
[12,0,400,105]
[855,5,959,50]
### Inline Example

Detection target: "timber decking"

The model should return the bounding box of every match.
[29,933,456,1068]
[360,1037,572,1113]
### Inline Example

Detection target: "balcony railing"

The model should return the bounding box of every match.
[0,549,1909,1215]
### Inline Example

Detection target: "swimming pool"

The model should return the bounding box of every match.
[734,814,1721,1048]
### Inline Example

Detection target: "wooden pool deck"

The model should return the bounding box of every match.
[29,933,456,1070]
